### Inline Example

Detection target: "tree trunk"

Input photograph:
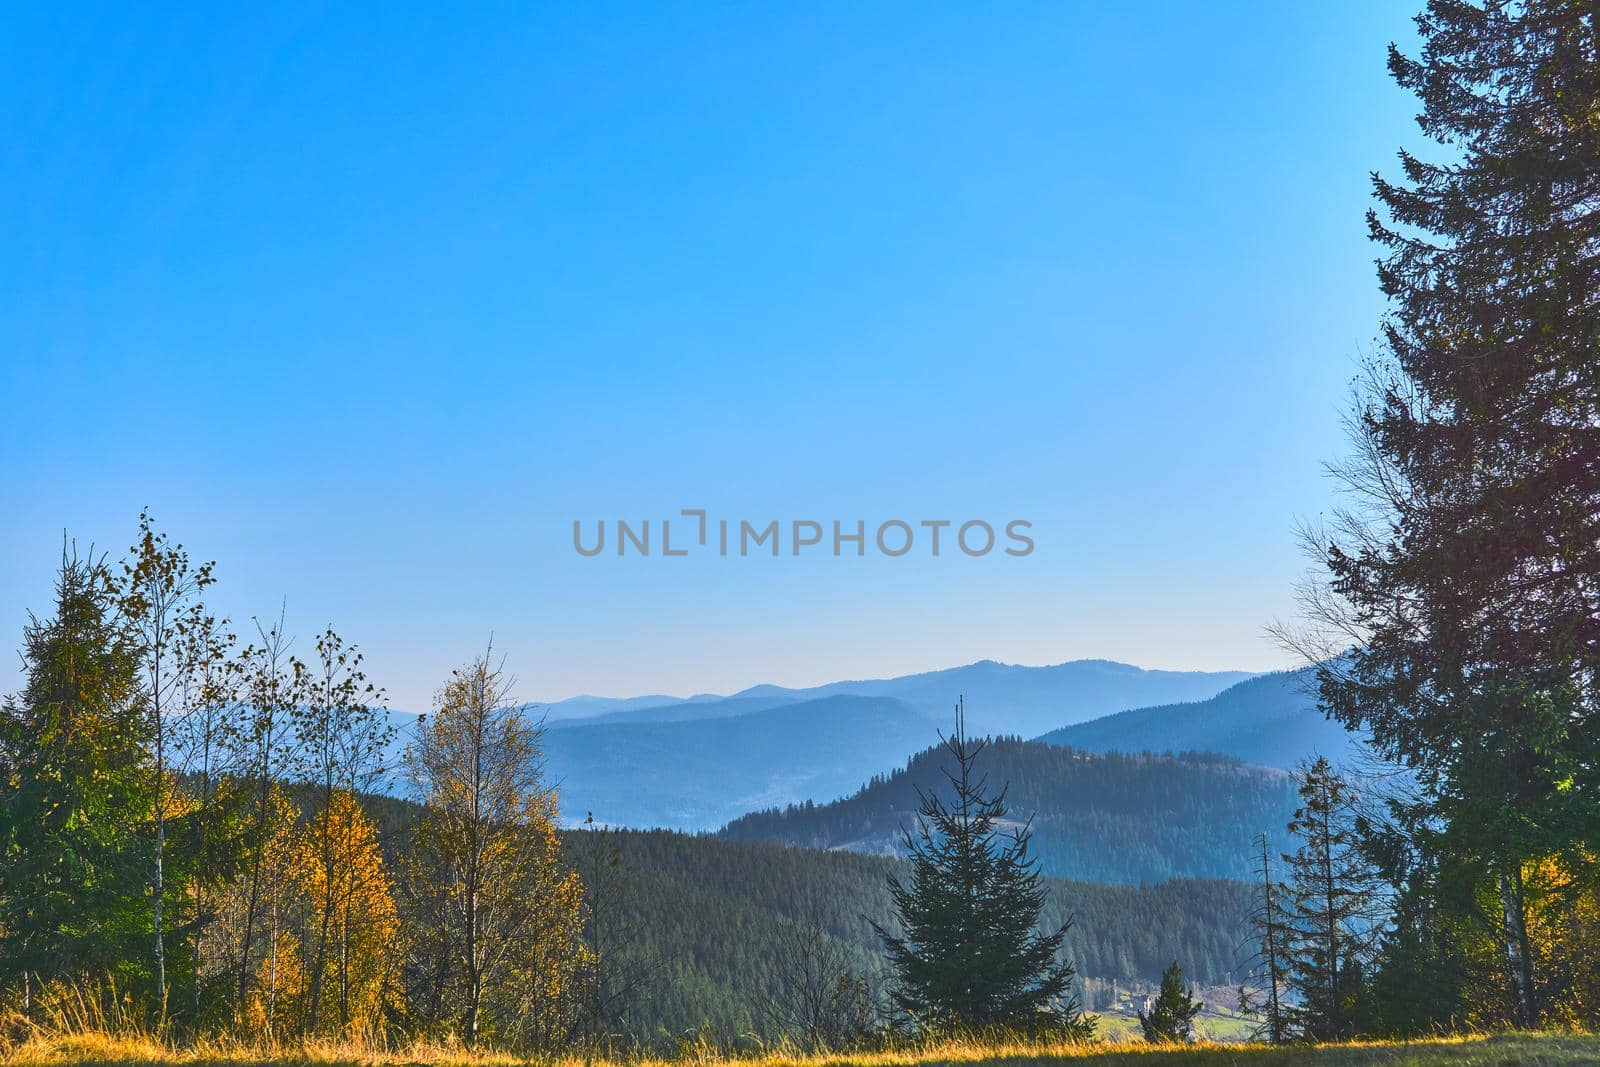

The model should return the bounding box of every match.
[1259,836,1284,1044]
[152,809,167,1021]
[338,912,350,1030]
[151,667,168,1022]
[236,777,271,1016]
[191,880,204,1022]
[463,977,480,1049]
[306,787,335,1032]
[1500,869,1537,1028]
[191,744,216,1023]
[464,876,480,1048]
[267,894,280,1038]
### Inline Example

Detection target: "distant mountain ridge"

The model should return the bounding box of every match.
[546,693,801,729]
[724,659,1256,737]
[1036,668,1367,770]
[536,691,722,722]
[540,658,1255,738]
[543,694,934,829]
[389,661,1369,843]
[530,658,1259,829]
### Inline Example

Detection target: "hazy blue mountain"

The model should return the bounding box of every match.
[720,738,1300,884]
[546,658,1253,738]
[728,658,1253,736]
[398,658,1259,828]
[534,692,721,722]
[545,693,801,729]
[542,694,934,830]
[1036,668,1366,770]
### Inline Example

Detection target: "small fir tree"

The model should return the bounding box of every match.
[1138,960,1202,1044]
[872,699,1090,1036]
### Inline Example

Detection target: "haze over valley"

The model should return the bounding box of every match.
[442,657,1358,849]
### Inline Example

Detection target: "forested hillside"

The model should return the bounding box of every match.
[555,830,1252,1040]
[719,739,1299,884]
[1037,670,1365,771]
[347,791,1256,1041]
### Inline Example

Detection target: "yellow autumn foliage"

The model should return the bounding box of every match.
[1524,850,1600,1029]
[293,790,399,1037]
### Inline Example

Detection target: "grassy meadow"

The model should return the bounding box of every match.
[3,1032,1598,1067]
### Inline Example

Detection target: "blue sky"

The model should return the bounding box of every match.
[2,2,1419,710]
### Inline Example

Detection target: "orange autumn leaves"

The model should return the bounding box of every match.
[1524,851,1600,1029]
[236,787,398,1038]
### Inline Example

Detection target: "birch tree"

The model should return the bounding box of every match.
[115,512,215,1018]
[404,651,586,1049]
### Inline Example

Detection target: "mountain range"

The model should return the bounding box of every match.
[543,695,933,829]
[536,659,1255,828]
[1037,668,1366,770]
[542,658,1254,737]
[391,657,1366,835]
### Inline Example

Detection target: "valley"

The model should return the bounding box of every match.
[530,659,1320,832]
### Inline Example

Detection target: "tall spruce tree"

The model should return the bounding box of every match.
[1281,758,1379,1041]
[0,547,152,998]
[1292,0,1600,1030]
[872,700,1089,1035]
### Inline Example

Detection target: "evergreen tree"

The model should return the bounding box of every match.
[1366,878,1474,1037]
[1138,960,1201,1044]
[1351,809,1480,1036]
[1293,0,1600,1029]
[0,547,152,997]
[1281,758,1378,1041]
[871,700,1090,1036]
[1239,833,1289,1044]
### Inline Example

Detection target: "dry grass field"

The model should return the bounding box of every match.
[3,1032,1598,1067]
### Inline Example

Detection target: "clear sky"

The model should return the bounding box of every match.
[2,2,1421,711]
